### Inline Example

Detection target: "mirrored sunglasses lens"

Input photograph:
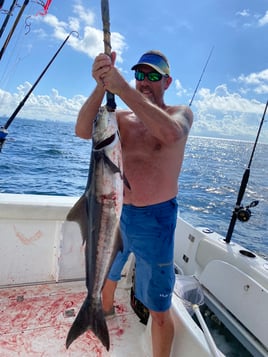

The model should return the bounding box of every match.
[135,71,145,81]
[148,72,162,81]
[135,70,163,81]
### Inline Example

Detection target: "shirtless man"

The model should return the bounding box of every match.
[75,50,193,357]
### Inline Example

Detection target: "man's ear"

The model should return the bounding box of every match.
[164,76,172,90]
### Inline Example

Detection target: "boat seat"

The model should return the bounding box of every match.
[199,259,268,350]
[196,237,268,289]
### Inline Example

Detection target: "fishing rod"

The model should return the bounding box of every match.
[225,99,268,243]
[0,30,78,152]
[0,0,17,38]
[0,0,29,61]
[101,0,116,111]
[189,46,214,107]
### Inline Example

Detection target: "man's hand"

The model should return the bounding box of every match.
[92,52,116,86]
[92,51,127,96]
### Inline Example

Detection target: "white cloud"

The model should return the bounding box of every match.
[258,10,268,26]
[236,69,268,95]
[196,84,262,113]
[236,9,250,17]
[175,79,187,97]
[234,9,268,28]
[190,84,267,141]
[35,3,127,62]
[73,3,95,25]
[0,84,85,122]
[237,69,268,85]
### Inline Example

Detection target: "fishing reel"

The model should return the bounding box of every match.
[236,200,259,222]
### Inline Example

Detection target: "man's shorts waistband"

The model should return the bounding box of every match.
[123,197,177,212]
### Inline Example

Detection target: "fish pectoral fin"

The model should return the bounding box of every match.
[123,173,131,190]
[103,154,121,175]
[102,153,131,190]
[66,194,88,244]
[66,296,110,351]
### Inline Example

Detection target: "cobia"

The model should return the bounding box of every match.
[66,105,124,351]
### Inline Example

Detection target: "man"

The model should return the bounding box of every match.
[75,50,193,357]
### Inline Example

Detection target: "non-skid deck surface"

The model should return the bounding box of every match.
[0,281,148,357]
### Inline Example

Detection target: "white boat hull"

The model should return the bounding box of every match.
[1,193,267,356]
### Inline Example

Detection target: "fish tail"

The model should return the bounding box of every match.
[92,305,110,351]
[66,296,110,351]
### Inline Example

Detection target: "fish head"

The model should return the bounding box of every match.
[93,106,118,150]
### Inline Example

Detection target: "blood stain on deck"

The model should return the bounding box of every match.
[0,282,145,356]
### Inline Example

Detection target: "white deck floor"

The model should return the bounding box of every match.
[0,281,148,357]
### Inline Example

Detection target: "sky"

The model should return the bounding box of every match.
[0,0,268,142]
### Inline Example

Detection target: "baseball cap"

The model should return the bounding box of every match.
[131,50,170,76]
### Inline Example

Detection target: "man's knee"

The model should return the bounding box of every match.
[150,309,172,327]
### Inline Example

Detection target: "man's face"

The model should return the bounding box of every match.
[135,65,172,105]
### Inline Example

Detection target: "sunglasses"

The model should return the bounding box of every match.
[135,70,167,82]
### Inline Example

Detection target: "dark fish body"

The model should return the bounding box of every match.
[66,106,123,351]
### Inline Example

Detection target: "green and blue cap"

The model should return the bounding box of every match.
[131,50,170,76]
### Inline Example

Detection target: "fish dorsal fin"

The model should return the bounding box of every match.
[66,194,88,244]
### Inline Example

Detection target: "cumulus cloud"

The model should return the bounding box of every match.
[236,9,250,17]
[196,84,262,113]
[258,10,268,27]
[0,84,85,122]
[175,79,188,97]
[237,69,268,84]
[172,60,268,141]
[234,8,268,28]
[34,3,127,62]
[190,84,267,141]
[236,69,268,95]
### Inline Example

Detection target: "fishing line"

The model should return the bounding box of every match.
[0,0,17,39]
[0,1,36,88]
[0,0,30,61]
[0,1,34,91]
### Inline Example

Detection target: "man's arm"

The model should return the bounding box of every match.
[75,53,117,139]
[118,85,193,144]
[75,84,105,139]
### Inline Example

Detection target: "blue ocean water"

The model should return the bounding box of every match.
[1,118,267,258]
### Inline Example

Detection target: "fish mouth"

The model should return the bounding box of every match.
[94,133,116,150]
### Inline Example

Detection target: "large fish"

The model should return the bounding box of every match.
[65,105,124,351]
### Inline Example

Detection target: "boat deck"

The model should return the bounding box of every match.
[0,281,148,357]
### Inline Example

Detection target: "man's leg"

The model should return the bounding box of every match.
[101,237,130,315]
[102,279,117,314]
[150,309,174,357]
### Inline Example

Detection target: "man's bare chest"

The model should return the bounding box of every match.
[122,126,162,153]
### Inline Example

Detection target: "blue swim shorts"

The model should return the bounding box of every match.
[108,197,178,312]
